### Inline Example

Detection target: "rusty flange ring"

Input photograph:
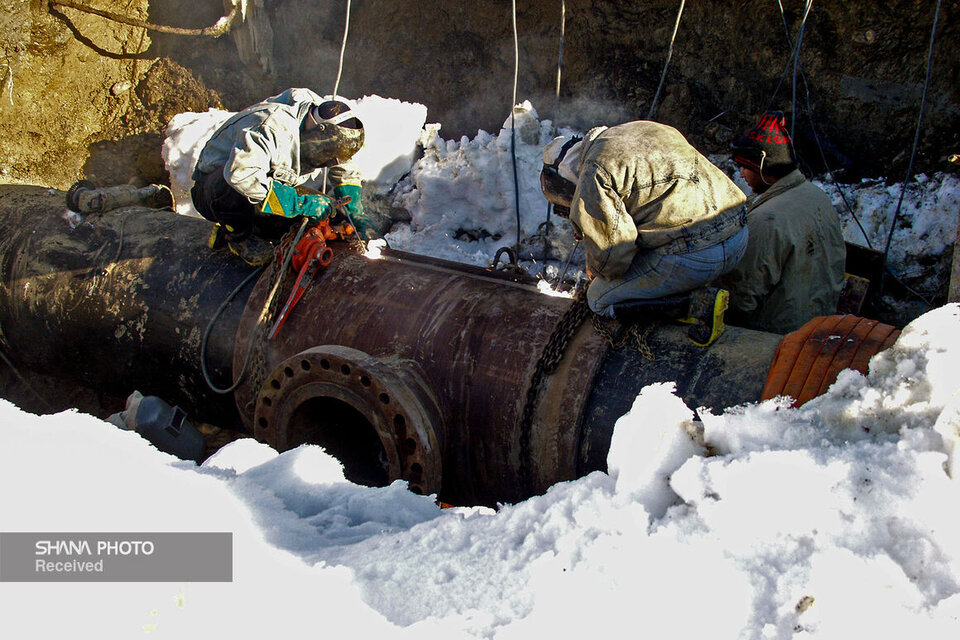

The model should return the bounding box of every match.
[253,345,443,496]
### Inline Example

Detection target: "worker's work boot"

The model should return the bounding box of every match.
[207,223,227,250]
[226,234,275,267]
[680,287,729,347]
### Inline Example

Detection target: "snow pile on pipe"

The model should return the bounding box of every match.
[162,108,233,217]
[385,100,582,274]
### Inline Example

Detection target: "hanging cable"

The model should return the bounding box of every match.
[510,0,522,262]
[647,0,685,121]
[543,0,568,278]
[799,72,873,249]
[553,0,566,133]
[773,0,872,248]
[771,0,813,112]
[200,265,266,394]
[0,347,55,412]
[324,0,352,192]
[880,0,943,297]
[790,0,813,140]
[332,0,352,99]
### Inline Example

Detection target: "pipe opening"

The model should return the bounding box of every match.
[287,396,390,487]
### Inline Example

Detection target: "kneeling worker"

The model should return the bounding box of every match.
[191,88,373,266]
[540,120,749,317]
[719,111,846,333]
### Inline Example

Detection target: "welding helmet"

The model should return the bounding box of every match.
[540,135,582,217]
[300,100,365,169]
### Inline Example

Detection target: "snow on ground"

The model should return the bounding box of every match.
[2,304,960,637]
[3,96,960,637]
[819,173,960,295]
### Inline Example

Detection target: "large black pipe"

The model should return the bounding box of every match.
[0,185,251,427]
[0,185,782,505]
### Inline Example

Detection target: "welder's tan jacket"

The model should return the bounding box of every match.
[569,121,747,278]
[720,170,846,333]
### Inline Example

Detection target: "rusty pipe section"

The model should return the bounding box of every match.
[234,249,781,506]
[0,185,783,506]
[235,248,612,504]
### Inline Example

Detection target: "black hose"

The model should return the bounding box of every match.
[200,266,266,395]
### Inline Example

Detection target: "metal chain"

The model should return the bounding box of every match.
[518,293,592,494]
[591,314,656,362]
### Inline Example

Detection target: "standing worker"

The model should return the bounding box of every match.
[191,88,374,266]
[719,111,846,333]
[540,121,748,317]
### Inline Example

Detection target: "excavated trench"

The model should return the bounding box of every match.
[0,1,955,501]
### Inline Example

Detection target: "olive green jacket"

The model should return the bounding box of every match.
[720,170,846,334]
[569,121,747,279]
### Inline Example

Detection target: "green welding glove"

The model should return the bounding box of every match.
[333,183,377,239]
[260,182,333,219]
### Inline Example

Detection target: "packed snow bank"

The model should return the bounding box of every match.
[384,106,960,292]
[819,173,960,296]
[385,101,581,271]
[3,305,960,638]
[162,96,959,300]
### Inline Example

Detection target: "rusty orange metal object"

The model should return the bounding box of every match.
[761,315,901,406]
[268,226,334,340]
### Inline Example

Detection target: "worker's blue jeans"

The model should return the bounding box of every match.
[588,226,749,317]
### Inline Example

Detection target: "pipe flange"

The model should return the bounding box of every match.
[66,180,95,212]
[253,345,443,496]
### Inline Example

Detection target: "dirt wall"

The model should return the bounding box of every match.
[1,0,958,189]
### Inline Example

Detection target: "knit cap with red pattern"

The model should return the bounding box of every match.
[731,111,798,178]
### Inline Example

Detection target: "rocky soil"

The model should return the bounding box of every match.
[1,0,958,191]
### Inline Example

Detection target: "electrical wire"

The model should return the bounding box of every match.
[324,0,352,192]
[790,0,813,141]
[771,0,813,114]
[510,0,521,254]
[647,0,685,121]
[881,0,943,284]
[332,0,352,100]
[544,0,567,276]
[553,0,566,132]
[773,0,872,248]
[0,346,55,412]
[200,265,266,394]
[201,218,312,395]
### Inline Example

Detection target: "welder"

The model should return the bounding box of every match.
[191,88,375,265]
